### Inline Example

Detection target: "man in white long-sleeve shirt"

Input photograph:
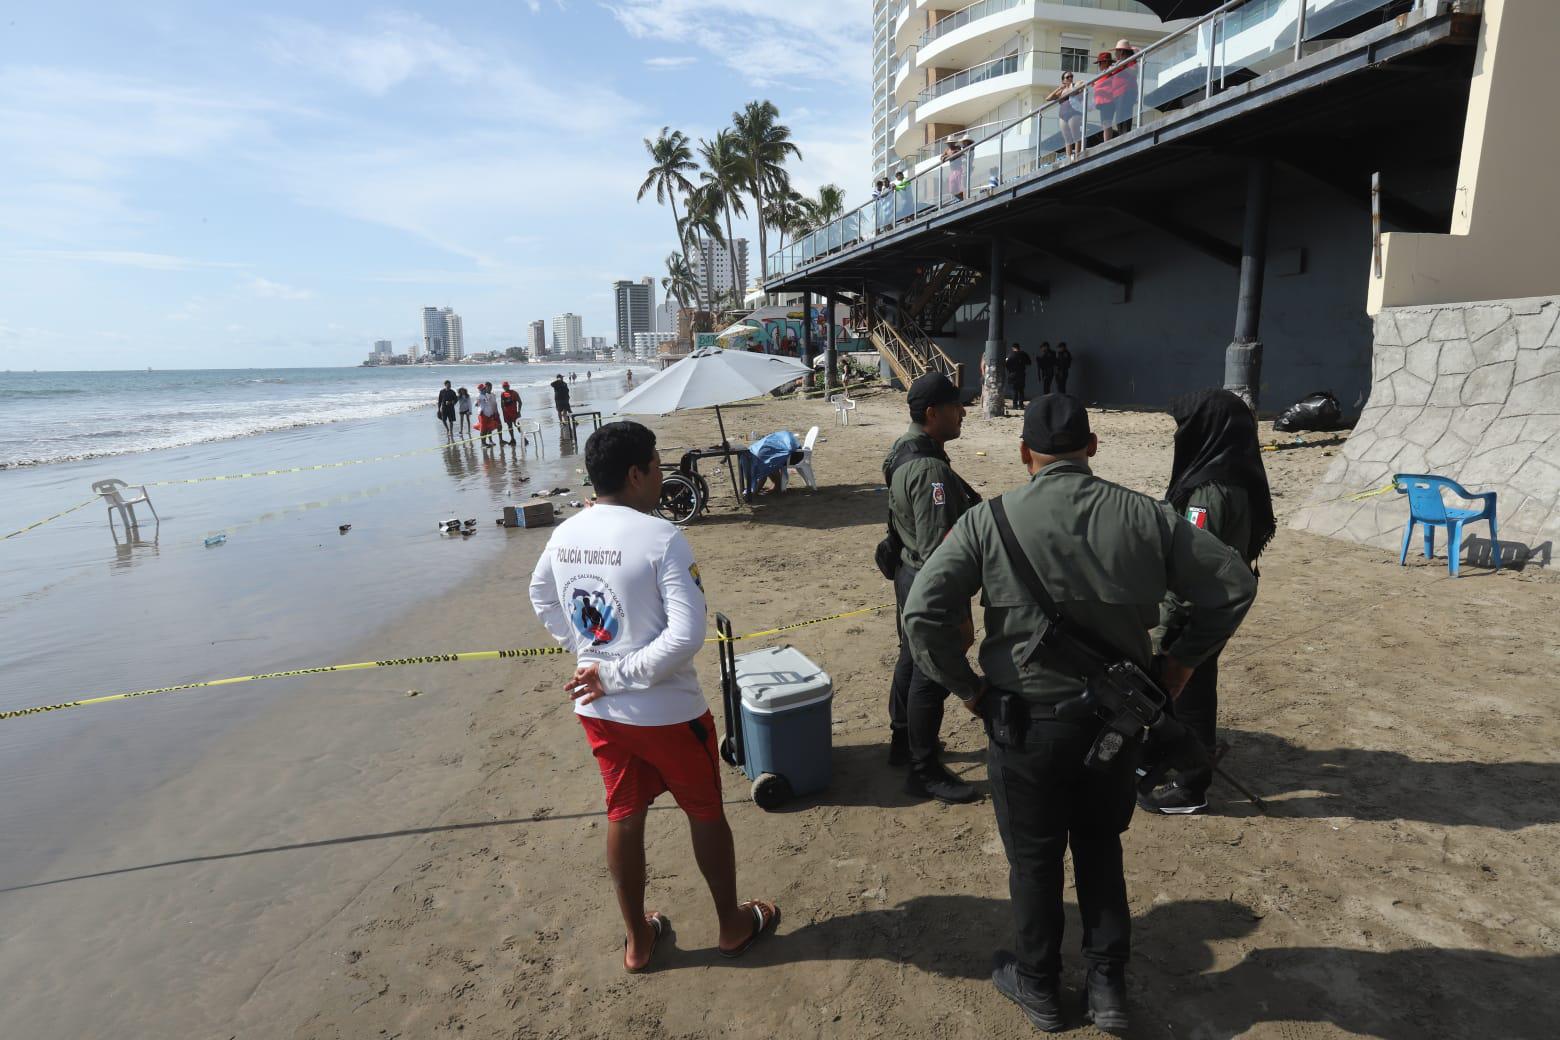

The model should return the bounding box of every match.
[529,421,778,973]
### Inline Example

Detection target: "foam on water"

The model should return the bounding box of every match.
[0,364,621,468]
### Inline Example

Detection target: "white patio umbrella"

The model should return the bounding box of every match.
[714,320,762,341]
[615,347,812,503]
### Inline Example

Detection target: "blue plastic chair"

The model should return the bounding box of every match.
[1394,473,1501,577]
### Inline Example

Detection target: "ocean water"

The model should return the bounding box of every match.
[0,363,617,468]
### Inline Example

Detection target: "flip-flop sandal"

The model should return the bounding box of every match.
[624,911,669,974]
[718,900,780,959]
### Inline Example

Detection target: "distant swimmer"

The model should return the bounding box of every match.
[500,380,522,446]
[552,374,573,425]
[456,387,473,435]
[626,370,634,388]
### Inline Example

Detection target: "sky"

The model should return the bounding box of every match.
[0,1,872,370]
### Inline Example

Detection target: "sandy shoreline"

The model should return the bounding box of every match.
[3,391,1557,1039]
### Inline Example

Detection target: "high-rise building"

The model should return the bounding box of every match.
[873,1,1177,182]
[421,306,464,361]
[443,311,464,361]
[585,335,609,358]
[689,239,749,306]
[373,339,393,356]
[551,312,583,357]
[613,278,655,355]
[654,298,676,335]
[528,319,547,358]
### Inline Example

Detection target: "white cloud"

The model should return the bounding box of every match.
[16,250,248,271]
[644,56,697,69]
[248,277,313,301]
[609,1,871,88]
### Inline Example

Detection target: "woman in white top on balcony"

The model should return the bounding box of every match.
[1047,71,1083,162]
[942,138,964,202]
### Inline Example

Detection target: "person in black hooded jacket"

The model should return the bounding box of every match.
[1143,388,1275,815]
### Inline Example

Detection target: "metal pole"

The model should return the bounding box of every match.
[1294,0,1308,62]
[1371,172,1383,279]
[1205,18,1217,99]
[1225,158,1272,411]
[715,405,743,505]
[983,236,1006,418]
[825,292,839,393]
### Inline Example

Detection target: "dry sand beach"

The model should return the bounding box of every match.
[4,390,1558,1039]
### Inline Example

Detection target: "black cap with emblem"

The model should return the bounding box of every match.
[906,372,961,417]
[1022,394,1092,454]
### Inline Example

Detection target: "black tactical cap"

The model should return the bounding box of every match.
[907,372,961,413]
[1023,394,1091,453]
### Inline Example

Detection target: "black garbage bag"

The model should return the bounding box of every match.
[1274,390,1343,432]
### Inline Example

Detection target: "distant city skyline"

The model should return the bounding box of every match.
[3,5,871,369]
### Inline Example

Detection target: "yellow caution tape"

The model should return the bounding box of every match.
[146,432,489,487]
[1,497,98,542]
[0,604,895,723]
[1346,481,1401,501]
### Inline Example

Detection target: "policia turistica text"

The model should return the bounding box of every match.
[901,395,1258,1034]
[881,373,982,804]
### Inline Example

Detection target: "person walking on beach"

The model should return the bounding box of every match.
[552,374,573,426]
[499,381,522,446]
[882,373,981,805]
[437,380,457,436]
[1056,342,1073,394]
[456,387,473,435]
[475,382,500,446]
[528,421,779,973]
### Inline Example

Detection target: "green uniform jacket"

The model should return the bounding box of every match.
[903,460,1258,706]
[1157,481,1254,653]
[885,424,976,571]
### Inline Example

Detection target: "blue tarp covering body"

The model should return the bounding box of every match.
[746,431,800,494]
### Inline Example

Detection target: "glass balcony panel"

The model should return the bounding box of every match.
[968,135,1001,199]
[1138,19,1209,128]
[997,116,1035,187]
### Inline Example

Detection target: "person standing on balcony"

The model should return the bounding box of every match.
[1056,342,1073,394]
[1047,72,1083,161]
[1005,343,1032,409]
[1036,342,1057,395]
[943,139,964,202]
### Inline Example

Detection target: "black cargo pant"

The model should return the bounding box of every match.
[1169,649,1219,796]
[988,712,1136,985]
[889,564,954,770]
[1008,374,1027,408]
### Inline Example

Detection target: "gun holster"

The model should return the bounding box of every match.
[984,690,1031,749]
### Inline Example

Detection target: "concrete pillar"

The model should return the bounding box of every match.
[983,237,1006,418]
[825,293,839,392]
[1226,158,1272,410]
[800,291,814,369]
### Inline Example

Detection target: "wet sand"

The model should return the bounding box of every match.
[2,390,1557,1039]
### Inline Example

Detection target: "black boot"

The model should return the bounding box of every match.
[1084,967,1129,1035]
[888,729,910,767]
[905,762,978,804]
[991,951,1064,1032]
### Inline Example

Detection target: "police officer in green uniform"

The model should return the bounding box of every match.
[884,373,981,804]
[902,395,1257,1033]
[1142,388,1275,815]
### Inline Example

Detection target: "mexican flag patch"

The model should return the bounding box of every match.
[1186,506,1209,529]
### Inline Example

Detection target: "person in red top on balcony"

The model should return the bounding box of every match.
[1093,41,1140,142]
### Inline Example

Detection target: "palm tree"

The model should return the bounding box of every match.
[731,100,801,284]
[801,184,847,230]
[637,127,698,267]
[698,130,749,302]
[678,184,727,313]
[764,189,809,253]
[661,252,697,312]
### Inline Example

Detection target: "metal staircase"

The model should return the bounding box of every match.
[866,302,963,390]
[902,262,983,334]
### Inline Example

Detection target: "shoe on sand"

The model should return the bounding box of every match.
[991,950,1064,1032]
[1084,966,1130,1034]
[1138,780,1208,815]
[905,763,979,804]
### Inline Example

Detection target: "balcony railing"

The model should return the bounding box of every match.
[1057,0,1157,13]
[920,0,1026,50]
[918,50,1062,107]
[768,0,1416,282]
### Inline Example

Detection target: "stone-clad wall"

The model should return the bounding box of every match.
[1291,296,1560,562]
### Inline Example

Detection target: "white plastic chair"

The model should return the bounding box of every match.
[778,426,820,492]
[92,479,159,535]
[519,419,544,458]
[830,392,856,426]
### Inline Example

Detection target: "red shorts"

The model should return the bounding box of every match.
[579,710,724,822]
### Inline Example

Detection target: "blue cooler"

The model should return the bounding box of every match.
[715,613,833,809]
